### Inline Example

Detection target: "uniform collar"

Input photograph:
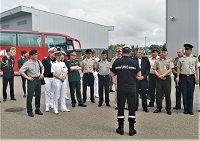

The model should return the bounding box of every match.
[183,54,194,58]
[159,57,167,60]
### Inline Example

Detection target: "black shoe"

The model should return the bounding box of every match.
[98,104,102,107]
[106,103,111,107]
[154,109,161,113]
[183,111,188,114]
[110,90,115,92]
[28,112,34,117]
[115,107,118,110]
[23,94,26,98]
[3,99,6,102]
[188,111,194,115]
[78,104,87,107]
[148,104,154,107]
[72,104,76,107]
[173,106,181,109]
[11,98,16,101]
[35,110,43,115]
[167,110,172,115]
[143,109,149,112]
[91,100,95,103]
[129,123,136,136]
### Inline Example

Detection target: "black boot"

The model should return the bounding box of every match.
[116,118,124,135]
[128,118,136,136]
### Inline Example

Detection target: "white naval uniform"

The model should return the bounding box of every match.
[93,57,99,97]
[44,77,54,109]
[51,61,69,114]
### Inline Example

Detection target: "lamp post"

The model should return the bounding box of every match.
[145,37,147,47]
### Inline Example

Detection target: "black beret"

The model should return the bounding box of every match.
[184,44,193,48]
[85,49,92,54]
[161,47,168,51]
[101,50,106,54]
[29,49,37,55]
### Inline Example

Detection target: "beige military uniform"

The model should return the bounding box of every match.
[177,54,198,75]
[153,57,174,75]
[149,56,159,74]
[109,57,117,68]
[81,58,96,73]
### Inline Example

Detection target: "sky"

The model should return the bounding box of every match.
[1,0,166,47]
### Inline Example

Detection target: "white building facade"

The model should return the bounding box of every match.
[0,6,114,49]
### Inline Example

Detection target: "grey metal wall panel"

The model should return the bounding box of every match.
[1,14,32,30]
[166,0,199,57]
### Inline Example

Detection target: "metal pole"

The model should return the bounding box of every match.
[145,37,147,47]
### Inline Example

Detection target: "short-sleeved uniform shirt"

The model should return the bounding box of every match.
[177,54,198,75]
[81,58,96,73]
[20,59,43,77]
[97,60,110,76]
[153,57,174,75]
[111,56,140,93]
[66,59,81,82]
[51,61,68,79]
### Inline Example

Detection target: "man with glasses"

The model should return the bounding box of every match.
[172,48,184,110]
[176,44,199,115]
[66,51,87,108]
[153,48,174,115]
[134,48,150,112]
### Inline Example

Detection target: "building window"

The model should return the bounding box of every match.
[1,24,10,29]
[17,20,27,26]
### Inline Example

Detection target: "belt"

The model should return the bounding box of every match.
[181,74,195,76]
[84,73,93,75]
[98,74,109,77]
[165,75,170,77]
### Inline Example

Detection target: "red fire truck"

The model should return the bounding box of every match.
[0,30,81,72]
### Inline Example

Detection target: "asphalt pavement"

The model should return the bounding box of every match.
[0,76,199,141]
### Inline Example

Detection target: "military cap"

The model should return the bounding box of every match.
[115,47,122,52]
[101,50,106,54]
[29,49,37,55]
[123,45,132,49]
[85,49,92,54]
[184,44,193,49]
[60,51,66,55]
[161,47,168,51]
[54,51,62,56]
[69,50,77,56]
[48,47,57,53]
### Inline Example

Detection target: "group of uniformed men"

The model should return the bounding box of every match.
[1,43,199,136]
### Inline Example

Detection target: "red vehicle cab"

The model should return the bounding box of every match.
[0,30,81,72]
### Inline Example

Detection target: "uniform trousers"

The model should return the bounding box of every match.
[148,74,156,105]
[53,79,68,112]
[98,74,110,104]
[27,77,41,113]
[69,81,83,105]
[44,77,54,108]
[93,71,99,97]
[3,77,14,99]
[180,74,195,112]
[82,73,94,102]
[21,75,27,95]
[156,76,171,110]
[135,79,147,110]
[117,90,136,119]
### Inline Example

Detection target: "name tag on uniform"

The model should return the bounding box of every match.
[163,65,167,70]
[189,63,193,69]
